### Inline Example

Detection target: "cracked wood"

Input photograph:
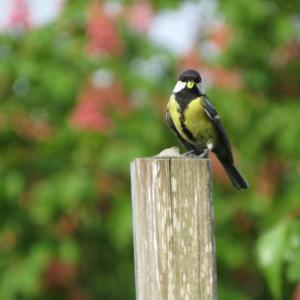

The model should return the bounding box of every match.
[130,157,216,300]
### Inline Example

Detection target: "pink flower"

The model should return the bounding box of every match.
[8,0,31,30]
[210,22,231,51]
[126,1,154,33]
[71,78,128,133]
[293,283,300,300]
[203,67,242,90]
[86,1,123,56]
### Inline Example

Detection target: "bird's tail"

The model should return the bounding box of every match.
[217,157,249,189]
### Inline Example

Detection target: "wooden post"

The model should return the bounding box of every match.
[130,157,216,300]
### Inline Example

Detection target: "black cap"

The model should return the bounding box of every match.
[178,69,201,83]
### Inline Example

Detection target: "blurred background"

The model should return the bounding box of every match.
[0,0,300,299]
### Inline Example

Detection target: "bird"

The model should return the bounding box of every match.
[166,69,249,189]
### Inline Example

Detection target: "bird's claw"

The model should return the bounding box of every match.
[198,148,209,158]
[183,150,198,157]
[182,148,209,158]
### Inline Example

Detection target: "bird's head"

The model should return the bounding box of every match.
[173,69,203,94]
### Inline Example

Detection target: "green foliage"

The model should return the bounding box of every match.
[0,0,299,299]
[257,221,289,299]
[257,220,300,299]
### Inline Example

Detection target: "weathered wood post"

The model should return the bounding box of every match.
[130,155,216,300]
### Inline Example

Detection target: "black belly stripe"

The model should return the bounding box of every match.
[179,110,196,142]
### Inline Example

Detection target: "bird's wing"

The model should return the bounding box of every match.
[203,96,234,163]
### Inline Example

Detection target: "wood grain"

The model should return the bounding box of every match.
[130,158,216,300]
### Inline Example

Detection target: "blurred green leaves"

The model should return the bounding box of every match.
[257,219,300,299]
[0,244,52,300]
[257,220,289,299]
[30,172,93,225]
[1,171,25,200]
[285,221,300,283]
[0,0,299,299]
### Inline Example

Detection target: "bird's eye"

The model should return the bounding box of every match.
[187,81,194,89]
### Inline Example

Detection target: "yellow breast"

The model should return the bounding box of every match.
[167,95,216,146]
[167,95,183,135]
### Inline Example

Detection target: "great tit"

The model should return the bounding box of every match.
[166,69,249,189]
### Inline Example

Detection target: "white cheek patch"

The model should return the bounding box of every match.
[173,81,186,93]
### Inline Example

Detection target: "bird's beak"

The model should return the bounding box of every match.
[187,81,195,89]
[173,80,186,93]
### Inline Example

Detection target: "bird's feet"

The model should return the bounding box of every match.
[198,148,209,158]
[183,150,199,157]
[182,148,209,158]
